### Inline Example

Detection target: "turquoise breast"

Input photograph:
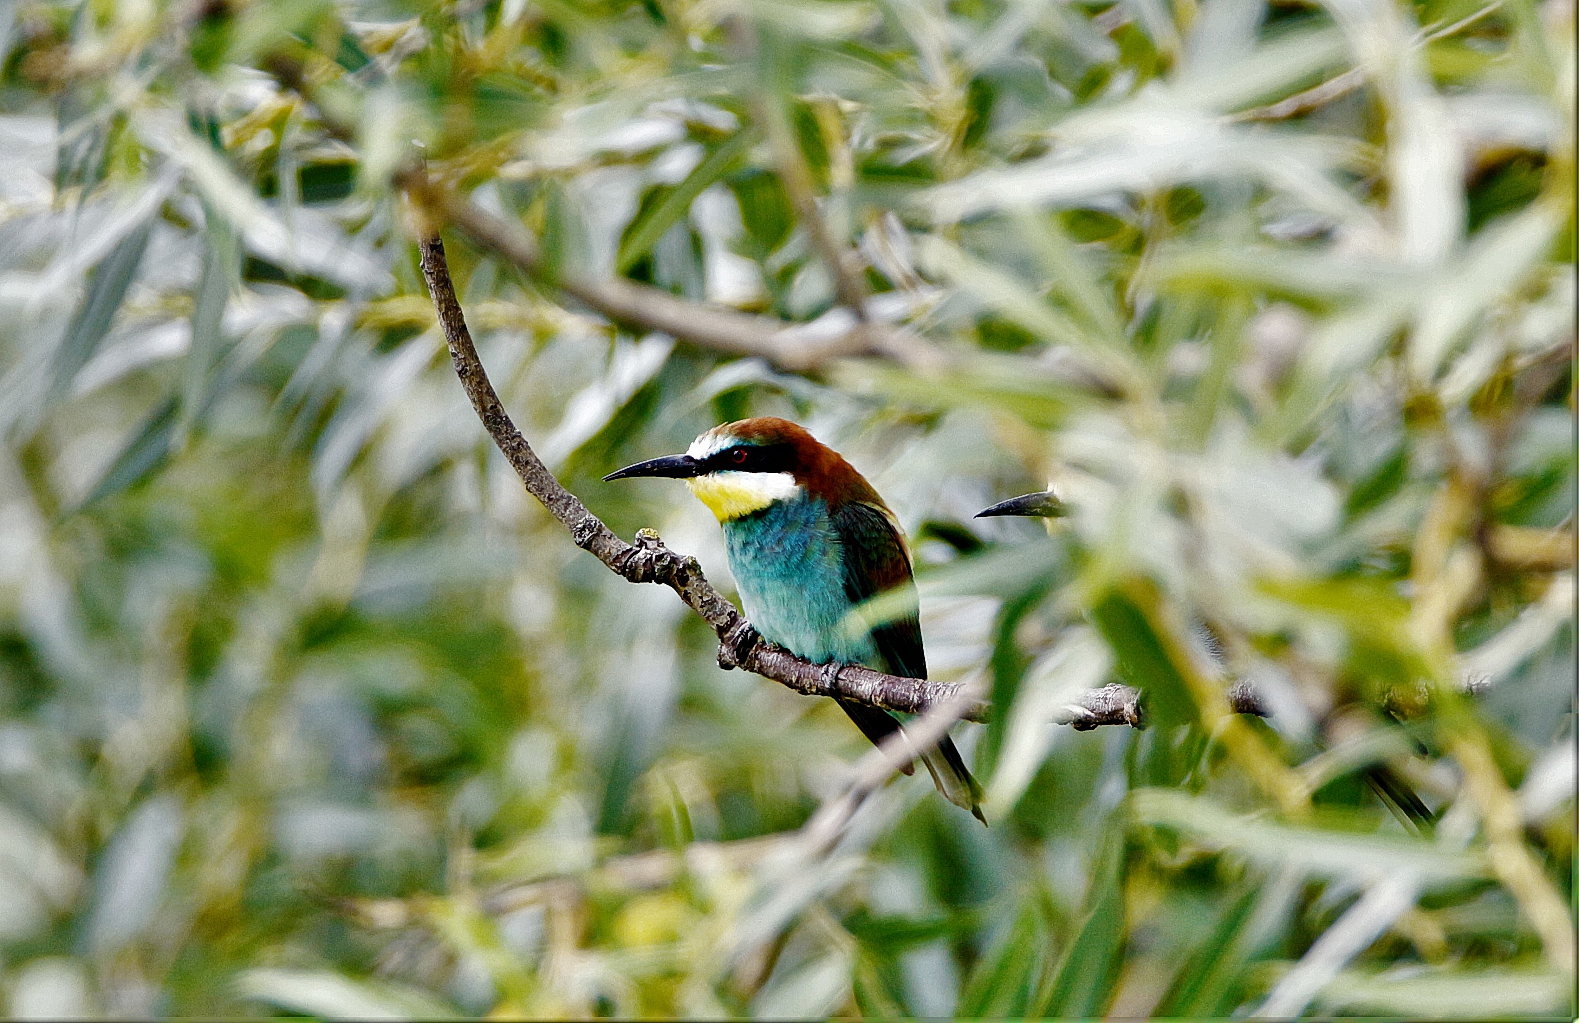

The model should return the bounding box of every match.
[720,496,878,667]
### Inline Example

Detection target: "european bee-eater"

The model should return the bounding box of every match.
[607,417,985,823]
[976,489,1434,832]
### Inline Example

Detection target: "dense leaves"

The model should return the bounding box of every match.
[0,0,1572,1018]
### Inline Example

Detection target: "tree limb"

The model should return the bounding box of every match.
[403,172,937,374]
[1055,680,1269,730]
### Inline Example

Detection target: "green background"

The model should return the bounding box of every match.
[0,0,1572,1017]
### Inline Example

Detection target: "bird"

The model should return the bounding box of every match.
[976,489,1435,833]
[606,416,985,823]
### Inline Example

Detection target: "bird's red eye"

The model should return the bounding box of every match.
[730,448,748,465]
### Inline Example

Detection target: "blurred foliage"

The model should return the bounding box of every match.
[0,0,1573,1017]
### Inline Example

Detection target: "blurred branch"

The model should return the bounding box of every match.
[1056,680,1269,729]
[1258,872,1423,1017]
[1234,1,1503,122]
[267,55,927,374]
[406,195,983,722]
[1485,524,1575,573]
[405,174,932,374]
[758,97,871,320]
[1446,726,1577,979]
[1232,69,1365,122]
[801,684,986,853]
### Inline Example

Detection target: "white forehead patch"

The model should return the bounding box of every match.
[687,429,736,460]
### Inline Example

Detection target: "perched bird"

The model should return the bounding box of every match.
[976,490,1435,833]
[606,417,985,822]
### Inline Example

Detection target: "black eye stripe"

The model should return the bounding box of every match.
[705,443,795,474]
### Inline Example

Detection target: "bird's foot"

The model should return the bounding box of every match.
[820,660,845,693]
[717,619,761,670]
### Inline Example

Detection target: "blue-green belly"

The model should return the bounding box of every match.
[720,497,877,668]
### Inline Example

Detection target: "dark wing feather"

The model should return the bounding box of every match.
[829,500,991,816]
[836,699,914,775]
[829,500,926,681]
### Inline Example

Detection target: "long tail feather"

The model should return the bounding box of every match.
[918,735,988,825]
[836,699,985,823]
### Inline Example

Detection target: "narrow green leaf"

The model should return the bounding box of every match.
[617,132,753,274]
[1315,967,1571,1018]
[850,949,907,1018]
[917,234,1094,348]
[1035,826,1128,1017]
[957,895,1052,1017]
[74,396,179,510]
[1142,243,1410,303]
[843,907,983,951]
[1010,211,1125,342]
[1257,575,1432,683]
[1411,197,1564,383]
[1152,881,1261,1016]
[51,220,154,399]
[831,356,1074,428]
[1130,788,1490,881]
[234,968,459,1021]
[1171,26,1350,113]
[1087,580,1197,726]
[750,950,853,1018]
[182,210,239,438]
[980,581,1051,777]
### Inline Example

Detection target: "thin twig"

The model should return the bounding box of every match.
[1234,1,1504,122]
[1447,727,1577,979]
[1232,68,1365,122]
[800,684,987,853]
[269,56,925,375]
[758,96,871,320]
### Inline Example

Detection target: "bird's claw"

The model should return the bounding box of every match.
[718,620,760,670]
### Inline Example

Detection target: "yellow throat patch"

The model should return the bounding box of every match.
[686,472,800,521]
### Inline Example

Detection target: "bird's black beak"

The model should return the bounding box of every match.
[975,491,1067,519]
[603,454,703,482]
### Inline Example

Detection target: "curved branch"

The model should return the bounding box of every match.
[409,210,985,721]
